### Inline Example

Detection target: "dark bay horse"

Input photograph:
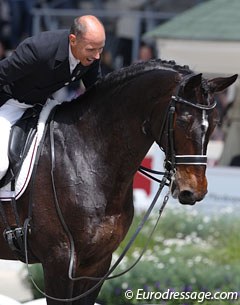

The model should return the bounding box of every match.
[0,59,237,304]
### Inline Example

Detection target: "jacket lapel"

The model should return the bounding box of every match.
[53,30,71,81]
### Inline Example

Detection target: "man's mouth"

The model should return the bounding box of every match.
[87,58,94,63]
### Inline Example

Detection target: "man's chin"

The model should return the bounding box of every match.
[82,59,94,66]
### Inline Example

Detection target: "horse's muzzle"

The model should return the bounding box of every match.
[179,189,202,205]
[172,181,207,205]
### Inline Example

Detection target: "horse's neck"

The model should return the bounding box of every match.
[81,106,153,173]
[54,69,177,182]
[54,99,153,184]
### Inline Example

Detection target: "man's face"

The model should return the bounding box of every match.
[70,31,105,66]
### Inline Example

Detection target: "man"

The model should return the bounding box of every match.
[0,15,106,180]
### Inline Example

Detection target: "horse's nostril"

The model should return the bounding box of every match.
[179,190,195,205]
[180,190,193,197]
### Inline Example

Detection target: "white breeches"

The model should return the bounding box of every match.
[0,99,33,180]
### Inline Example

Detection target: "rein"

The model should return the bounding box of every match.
[24,178,170,301]
[22,117,173,303]
[23,85,217,302]
[138,166,170,186]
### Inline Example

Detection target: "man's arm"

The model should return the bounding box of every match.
[0,38,39,88]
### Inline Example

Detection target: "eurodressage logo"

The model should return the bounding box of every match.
[124,288,239,303]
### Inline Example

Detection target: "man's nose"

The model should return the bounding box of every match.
[93,51,100,60]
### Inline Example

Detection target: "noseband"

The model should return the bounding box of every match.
[155,95,217,171]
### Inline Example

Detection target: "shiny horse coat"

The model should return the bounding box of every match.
[0,59,237,305]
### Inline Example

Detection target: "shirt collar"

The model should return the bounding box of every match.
[69,44,80,74]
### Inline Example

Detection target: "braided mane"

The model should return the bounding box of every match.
[95,59,193,90]
[62,59,195,111]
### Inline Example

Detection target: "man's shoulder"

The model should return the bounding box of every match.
[39,29,69,37]
[19,29,69,61]
[26,29,69,44]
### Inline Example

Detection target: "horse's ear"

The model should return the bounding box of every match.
[208,74,238,93]
[184,73,202,93]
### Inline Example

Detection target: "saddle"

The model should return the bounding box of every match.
[0,101,59,261]
[0,105,42,188]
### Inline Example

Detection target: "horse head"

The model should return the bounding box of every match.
[154,71,238,205]
[85,60,237,206]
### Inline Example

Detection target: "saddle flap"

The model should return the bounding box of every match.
[0,106,41,188]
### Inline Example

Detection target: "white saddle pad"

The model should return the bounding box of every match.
[0,99,60,201]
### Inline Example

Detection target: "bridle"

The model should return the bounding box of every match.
[154,91,217,173]
[22,74,217,302]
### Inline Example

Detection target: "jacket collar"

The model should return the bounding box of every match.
[54,30,70,65]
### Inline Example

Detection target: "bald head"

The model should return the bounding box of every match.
[70,15,105,41]
[69,15,106,66]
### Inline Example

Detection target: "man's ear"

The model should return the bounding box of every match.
[69,34,77,46]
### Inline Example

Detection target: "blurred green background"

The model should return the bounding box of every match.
[26,203,240,305]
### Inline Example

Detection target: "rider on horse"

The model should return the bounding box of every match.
[0,15,106,182]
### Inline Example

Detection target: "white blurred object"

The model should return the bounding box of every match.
[0,296,101,305]
[0,295,21,305]
[24,300,100,305]
[0,260,32,301]
[24,299,46,305]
